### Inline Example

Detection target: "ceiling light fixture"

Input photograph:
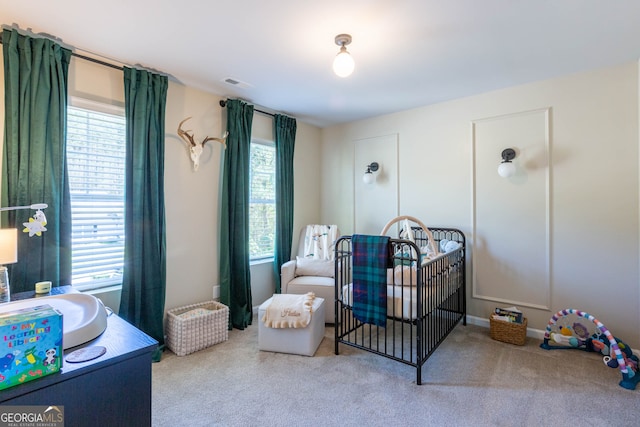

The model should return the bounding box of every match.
[333,34,354,78]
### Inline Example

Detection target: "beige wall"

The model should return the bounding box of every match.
[3,42,638,347]
[0,46,323,314]
[322,62,640,347]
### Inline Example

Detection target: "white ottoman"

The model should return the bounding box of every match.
[258,296,325,356]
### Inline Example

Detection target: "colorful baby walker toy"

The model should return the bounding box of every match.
[540,309,639,390]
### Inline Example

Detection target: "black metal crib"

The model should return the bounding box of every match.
[334,222,466,385]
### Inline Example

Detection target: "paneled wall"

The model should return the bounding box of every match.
[472,108,550,310]
[321,62,640,347]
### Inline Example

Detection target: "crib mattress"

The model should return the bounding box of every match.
[341,282,457,321]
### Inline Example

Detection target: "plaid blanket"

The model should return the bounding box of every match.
[352,234,390,327]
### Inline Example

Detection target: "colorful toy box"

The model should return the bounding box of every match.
[0,304,63,390]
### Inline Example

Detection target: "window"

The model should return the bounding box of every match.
[66,100,126,291]
[249,141,276,260]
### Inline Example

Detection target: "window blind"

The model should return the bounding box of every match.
[67,106,126,290]
[249,142,276,260]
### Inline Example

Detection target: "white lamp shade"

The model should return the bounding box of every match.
[498,161,516,178]
[0,228,18,264]
[362,172,375,184]
[333,49,354,77]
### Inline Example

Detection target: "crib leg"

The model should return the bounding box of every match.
[417,366,422,385]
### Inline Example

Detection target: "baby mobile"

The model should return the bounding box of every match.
[540,308,639,390]
[0,203,48,237]
[22,204,48,236]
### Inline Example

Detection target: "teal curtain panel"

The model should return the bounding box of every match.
[219,99,254,330]
[1,28,72,292]
[119,66,168,359]
[273,114,296,293]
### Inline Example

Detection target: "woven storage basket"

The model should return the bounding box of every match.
[489,315,527,346]
[166,301,229,356]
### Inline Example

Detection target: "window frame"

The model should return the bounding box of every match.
[67,96,127,292]
[249,138,276,262]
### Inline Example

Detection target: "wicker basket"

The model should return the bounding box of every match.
[489,315,527,346]
[165,301,229,356]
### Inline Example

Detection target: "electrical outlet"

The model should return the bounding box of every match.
[213,285,220,299]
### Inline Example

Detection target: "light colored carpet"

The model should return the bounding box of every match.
[152,317,638,426]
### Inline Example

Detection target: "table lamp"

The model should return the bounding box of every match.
[0,228,18,302]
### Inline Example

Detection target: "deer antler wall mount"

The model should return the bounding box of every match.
[177,117,228,171]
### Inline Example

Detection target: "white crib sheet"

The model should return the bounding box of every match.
[341,281,455,321]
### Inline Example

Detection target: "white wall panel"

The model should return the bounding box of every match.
[472,108,551,309]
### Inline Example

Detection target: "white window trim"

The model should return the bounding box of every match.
[69,96,125,116]
[249,138,276,261]
[67,100,126,292]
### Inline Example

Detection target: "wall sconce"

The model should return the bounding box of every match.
[497,148,516,178]
[333,34,355,78]
[362,162,379,184]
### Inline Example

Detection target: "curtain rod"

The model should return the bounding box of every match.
[71,51,123,71]
[0,31,125,71]
[219,100,275,118]
[1,34,279,109]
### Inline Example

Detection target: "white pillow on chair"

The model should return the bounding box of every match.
[295,257,334,277]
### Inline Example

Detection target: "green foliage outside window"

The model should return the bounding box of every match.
[249,143,276,259]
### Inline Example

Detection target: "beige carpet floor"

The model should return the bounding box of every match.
[152,318,638,426]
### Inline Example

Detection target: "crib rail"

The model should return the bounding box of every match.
[334,227,466,384]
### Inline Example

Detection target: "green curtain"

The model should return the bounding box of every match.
[119,67,167,360]
[273,114,296,293]
[1,29,72,293]
[219,99,253,330]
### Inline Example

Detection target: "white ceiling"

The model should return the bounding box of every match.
[2,0,640,127]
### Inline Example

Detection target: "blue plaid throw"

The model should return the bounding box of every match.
[352,234,390,327]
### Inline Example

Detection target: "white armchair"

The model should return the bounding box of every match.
[281,226,339,323]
